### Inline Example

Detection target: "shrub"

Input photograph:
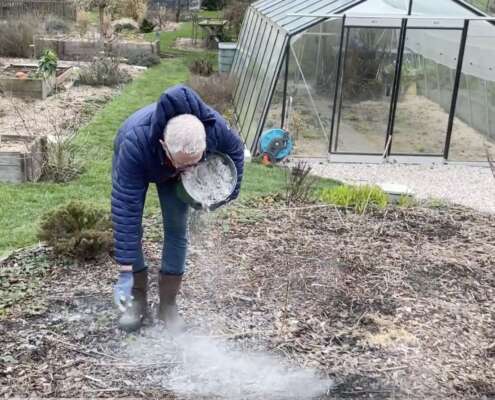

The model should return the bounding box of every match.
[0,16,43,57]
[38,201,113,261]
[45,15,72,34]
[36,49,58,78]
[319,185,388,213]
[127,50,160,67]
[285,162,317,206]
[119,0,148,22]
[187,73,234,114]
[76,10,91,36]
[140,17,155,33]
[78,56,131,86]
[188,58,214,76]
[202,0,224,10]
[224,1,249,39]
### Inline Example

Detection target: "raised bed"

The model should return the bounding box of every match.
[0,64,74,100]
[0,135,47,183]
[34,36,160,63]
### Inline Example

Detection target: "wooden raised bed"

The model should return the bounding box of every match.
[0,64,74,100]
[0,135,47,183]
[34,36,161,63]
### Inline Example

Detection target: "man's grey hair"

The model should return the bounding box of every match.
[164,114,206,155]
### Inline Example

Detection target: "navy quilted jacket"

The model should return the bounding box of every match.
[111,84,244,265]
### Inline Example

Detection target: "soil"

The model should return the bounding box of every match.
[1,202,494,399]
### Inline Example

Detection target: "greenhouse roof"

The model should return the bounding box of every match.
[251,0,487,34]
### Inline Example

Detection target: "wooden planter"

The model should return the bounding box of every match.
[34,36,161,63]
[0,136,48,183]
[0,64,74,100]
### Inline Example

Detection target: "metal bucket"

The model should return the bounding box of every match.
[176,152,237,210]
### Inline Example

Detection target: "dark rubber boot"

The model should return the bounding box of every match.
[118,270,148,332]
[158,274,185,333]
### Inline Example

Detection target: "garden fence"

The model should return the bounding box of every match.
[0,0,76,20]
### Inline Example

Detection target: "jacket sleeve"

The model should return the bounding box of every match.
[111,132,148,265]
[214,119,245,201]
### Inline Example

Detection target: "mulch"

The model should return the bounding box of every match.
[1,202,494,399]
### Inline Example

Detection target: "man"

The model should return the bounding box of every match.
[111,84,244,332]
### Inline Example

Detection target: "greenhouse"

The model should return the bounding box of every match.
[230,0,495,162]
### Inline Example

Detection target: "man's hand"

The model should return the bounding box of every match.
[113,267,134,312]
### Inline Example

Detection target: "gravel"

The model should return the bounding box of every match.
[305,161,495,214]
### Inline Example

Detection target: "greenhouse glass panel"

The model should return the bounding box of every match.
[284,18,344,156]
[411,0,480,16]
[231,8,254,76]
[392,28,462,155]
[234,14,263,106]
[347,0,408,14]
[280,0,359,33]
[237,21,272,131]
[240,24,278,133]
[335,27,400,154]
[233,12,259,98]
[263,54,287,132]
[245,31,288,150]
[450,20,495,161]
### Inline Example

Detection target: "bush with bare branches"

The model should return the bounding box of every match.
[187,73,234,115]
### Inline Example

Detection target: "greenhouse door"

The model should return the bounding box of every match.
[331,25,401,155]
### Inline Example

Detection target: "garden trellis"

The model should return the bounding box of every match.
[231,0,495,162]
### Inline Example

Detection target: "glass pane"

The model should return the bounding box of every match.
[237,21,272,131]
[280,0,354,33]
[348,0,408,14]
[245,33,288,150]
[241,25,277,134]
[335,27,400,154]
[450,21,495,161]
[411,0,479,16]
[231,8,253,76]
[392,29,462,155]
[234,16,266,114]
[263,55,286,132]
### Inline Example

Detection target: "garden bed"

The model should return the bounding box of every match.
[0,203,493,399]
[34,36,160,63]
[0,135,47,182]
[0,64,73,99]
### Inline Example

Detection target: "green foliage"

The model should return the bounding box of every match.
[202,0,224,10]
[127,50,160,67]
[78,56,131,86]
[397,195,418,208]
[319,185,388,213]
[45,15,72,34]
[188,58,214,76]
[38,201,112,261]
[36,49,58,78]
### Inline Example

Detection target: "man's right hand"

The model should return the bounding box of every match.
[113,268,134,312]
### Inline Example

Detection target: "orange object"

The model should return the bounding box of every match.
[261,153,272,166]
[15,72,28,80]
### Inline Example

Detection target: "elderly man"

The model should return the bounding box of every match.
[111,84,244,332]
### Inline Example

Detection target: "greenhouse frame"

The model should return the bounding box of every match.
[230,0,495,162]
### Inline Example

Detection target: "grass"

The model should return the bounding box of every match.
[0,12,336,257]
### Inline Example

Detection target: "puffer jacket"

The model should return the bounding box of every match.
[111,84,244,265]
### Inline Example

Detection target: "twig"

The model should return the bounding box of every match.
[362,365,410,373]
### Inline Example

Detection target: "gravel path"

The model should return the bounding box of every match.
[306,162,495,214]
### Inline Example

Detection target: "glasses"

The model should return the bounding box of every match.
[162,142,204,171]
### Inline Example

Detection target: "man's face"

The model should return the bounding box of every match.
[160,140,203,170]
